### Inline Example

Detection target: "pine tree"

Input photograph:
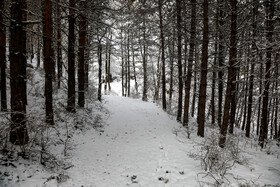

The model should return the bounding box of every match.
[78,0,86,107]
[0,0,7,111]
[176,0,183,122]
[183,0,196,127]
[217,0,225,128]
[245,1,258,138]
[42,0,54,124]
[127,30,131,97]
[142,7,148,101]
[158,0,166,110]
[197,0,209,137]
[56,0,62,89]
[259,0,275,148]
[219,0,237,147]
[67,0,76,112]
[98,40,102,101]
[9,0,29,145]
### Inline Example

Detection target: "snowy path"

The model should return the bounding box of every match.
[64,95,200,187]
[2,93,279,187]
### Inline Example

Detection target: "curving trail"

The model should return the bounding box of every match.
[64,95,200,187]
[61,93,280,187]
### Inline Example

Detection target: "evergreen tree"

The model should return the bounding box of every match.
[197,0,209,137]
[42,0,54,124]
[9,0,29,145]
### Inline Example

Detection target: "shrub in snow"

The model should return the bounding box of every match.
[190,133,248,186]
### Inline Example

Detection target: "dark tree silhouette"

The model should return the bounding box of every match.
[183,0,196,127]
[219,0,237,147]
[197,0,209,137]
[42,0,54,124]
[78,0,86,107]
[0,0,7,111]
[259,0,275,148]
[176,0,183,122]
[67,0,76,112]
[9,0,29,145]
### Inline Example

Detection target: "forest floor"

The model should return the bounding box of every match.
[1,80,280,187]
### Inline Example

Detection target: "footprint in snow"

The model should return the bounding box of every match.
[127,175,138,184]
[158,177,169,183]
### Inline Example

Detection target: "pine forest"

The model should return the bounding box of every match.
[0,0,280,186]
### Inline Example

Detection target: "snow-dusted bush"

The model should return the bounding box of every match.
[191,133,248,186]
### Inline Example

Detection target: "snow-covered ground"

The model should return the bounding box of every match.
[62,95,201,186]
[1,80,280,187]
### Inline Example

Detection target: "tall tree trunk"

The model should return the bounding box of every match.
[176,0,183,122]
[98,42,102,101]
[197,0,209,137]
[142,14,148,101]
[132,47,138,94]
[191,44,198,117]
[121,30,124,96]
[108,39,111,91]
[183,1,188,82]
[229,40,243,133]
[183,0,196,127]
[245,64,254,137]
[127,31,130,97]
[124,39,127,96]
[257,54,263,135]
[168,38,174,104]
[23,0,27,106]
[159,0,166,110]
[211,3,219,125]
[85,29,89,90]
[105,43,108,93]
[57,0,62,89]
[211,62,217,125]
[78,0,86,107]
[229,64,238,134]
[259,0,274,148]
[30,35,34,62]
[9,0,29,145]
[43,0,54,124]
[37,24,41,68]
[0,0,7,111]
[152,55,158,101]
[219,0,237,147]
[269,95,274,138]
[242,62,249,131]
[217,0,225,128]
[154,48,161,101]
[274,53,279,139]
[67,0,76,112]
[246,2,257,137]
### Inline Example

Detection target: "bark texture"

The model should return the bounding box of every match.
[67,0,76,112]
[219,0,237,147]
[197,0,209,137]
[0,0,7,111]
[43,0,54,124]
[9,0,29,145]
[259,0,274,148]
[183,0,196,127]
[78,0,86,107]
[176,0,183,122]
[159,0,166,110]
